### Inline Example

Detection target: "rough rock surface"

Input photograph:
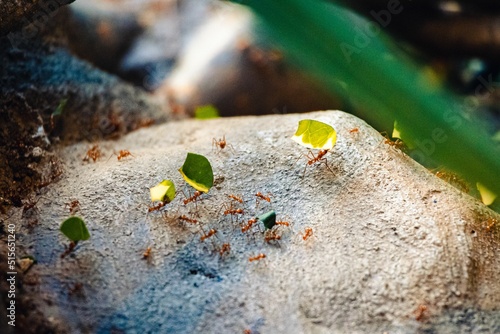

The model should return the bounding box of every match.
[0,17,172,212]
[0,0,75,37]
[9,110,500,333]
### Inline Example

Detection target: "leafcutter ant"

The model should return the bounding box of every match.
[66,200,80,214]
[223,207,244,216]
[241,218,258,233]
[264,230,281,244]
[219,243,231,257]
[248,253,266,262]
[434,169,469,193]
[221,202,244,224]
[255,192,272,207]
[148,201,168,212]
[297,149,334,177]
[83,145,102,162]
[485,218,498,232]
[200,229,217,242]
[276,221,291,227]
[183,190,203,207]
[143,247,152,259]
[301,227,313,241]
[228,194,244,204]
[380,132,406,152]
[22,196,41,216]
[178,215,198,225]
[213,135,235,154]
[61,241,77,258]
[108,149,134,161]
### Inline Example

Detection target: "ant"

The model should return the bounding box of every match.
[228,194,244,204]
[276,220,291,227]
[200,229,217,242]
[301,227,313,241]
[298,149,334,177]
[66,200,80,214]
[241,218,258,233]
[109,150,134,161]
[183,191,203,206]
[264,230,281,244]
[83,145,102,162]
[219,243,231,257]
[243,330,252,334]
[61,241,77,258]
[22,196,41,217]
[212,135,235,153]
[380,132,406,152]
[143,247,152,259]
[178,215,198,224]
[414,304,428,321]
[248,253,266,262]
[434,170,469,193]
[148,201,167,212]
[349,127,359,134]
[224,207,244,216]
[221,202,244,224]
[485,218,498,232]
[255,192,271,203]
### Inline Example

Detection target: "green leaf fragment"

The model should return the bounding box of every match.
[291,119,337,150]
[60,216,91,242]
[52,99,67,117]
[194,105,220,119]
[477,183,498,206]
[258,210,276,229]
[179,153,214,193]
[150,180,176,203]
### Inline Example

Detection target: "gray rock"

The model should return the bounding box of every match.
[11,110,500,333]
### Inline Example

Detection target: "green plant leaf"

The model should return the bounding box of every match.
[60,217,90,242]
[52,99,67,117]
[258,210,276,229]
[291,119,337,150]
[179,153,214,193]
[194,105,220,119]
[150,180,176,203]
[237,0,500,213]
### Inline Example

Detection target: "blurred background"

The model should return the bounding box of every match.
[63,0,500,126]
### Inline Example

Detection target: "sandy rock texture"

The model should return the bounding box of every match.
[10,110,500,333]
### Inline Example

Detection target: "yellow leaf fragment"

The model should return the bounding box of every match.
[477,183,497,206]
[291,119,337,150]
[150,180,176,203]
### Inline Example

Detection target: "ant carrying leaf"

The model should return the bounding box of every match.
[292,120,337,176]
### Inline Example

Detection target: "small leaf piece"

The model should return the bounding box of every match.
[291,119,337,150]
[60,217,90,242]
[477,183,498,206]
[194,105,220,119]
[52,99,67,117]
[179,153,214,193]
[150,180,176,203]
[258,210,276,229]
